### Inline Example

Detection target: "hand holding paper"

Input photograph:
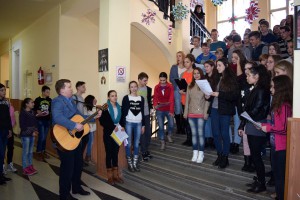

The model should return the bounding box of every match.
[195,80,213,96]
[241,111,262,128]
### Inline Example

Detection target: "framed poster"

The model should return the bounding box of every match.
[98,48,108,72]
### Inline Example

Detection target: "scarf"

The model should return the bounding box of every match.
[107,100,121,124]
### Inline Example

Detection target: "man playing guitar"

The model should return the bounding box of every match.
[51,79,101,200]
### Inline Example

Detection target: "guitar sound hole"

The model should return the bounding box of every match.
[75,130,84,138]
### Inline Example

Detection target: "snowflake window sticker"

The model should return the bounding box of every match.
[171,2,189,21]
[245,0,260,24]
[141,9,156,25]
[211,0,226,6]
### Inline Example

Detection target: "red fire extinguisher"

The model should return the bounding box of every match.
[38,67,44,85]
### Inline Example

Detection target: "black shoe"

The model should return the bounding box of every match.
[247,182,266,193]
[218,155,229,169]
[246,176,258,187]
[212,153,221,166]
[241,156,255,172]
[146,151,153,159]
[142,153,149,162]
[62,195,78,200]
[72,188,90,196]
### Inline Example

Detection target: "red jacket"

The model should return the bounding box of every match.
[153,82,174,113]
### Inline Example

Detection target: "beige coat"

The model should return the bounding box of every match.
[183,84,209,119]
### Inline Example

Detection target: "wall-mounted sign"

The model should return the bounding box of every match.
[98,48,108,72]
[116,66,126,82]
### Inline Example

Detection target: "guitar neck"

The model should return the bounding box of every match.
[80,111,99,125]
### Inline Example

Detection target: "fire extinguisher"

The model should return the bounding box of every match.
[38,67,44,85]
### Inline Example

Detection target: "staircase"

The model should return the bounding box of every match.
[118,134,274,200]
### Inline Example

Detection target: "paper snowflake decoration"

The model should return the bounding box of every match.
[245,0,260,24]
[211,0,224,6]
[171,2,189,21]
[228,16,238,24]
[141,9,156,25]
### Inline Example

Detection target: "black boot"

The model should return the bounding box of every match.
[247,180,266,193]
[218,155,229,169]
[126,156,134,172]
[174,114,182,134]
[246,176,258,187]
[212,153,222,166]
[133,155,140,172]
[242,155,255,172]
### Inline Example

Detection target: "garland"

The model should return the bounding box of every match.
[168,25,173,44]
[171,2,189,21]
[245,0,260,24]
[211,0,225,6]
[141,9,156,25]
[228,16,238,24]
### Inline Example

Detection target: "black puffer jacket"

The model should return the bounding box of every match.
[238,86,270,130]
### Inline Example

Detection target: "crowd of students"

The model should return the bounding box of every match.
[0,14,294,200]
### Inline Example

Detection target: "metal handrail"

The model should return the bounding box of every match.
[148,0,175,27]
[190,10,211,42]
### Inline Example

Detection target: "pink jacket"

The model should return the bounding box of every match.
[262,103,292,151]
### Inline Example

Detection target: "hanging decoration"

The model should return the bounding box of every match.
[141,9,156,25]
[228,16,238,24]
[171,2,189,21]
[211,0,224,6]
[245,0,260,24]
[168,25,173,44]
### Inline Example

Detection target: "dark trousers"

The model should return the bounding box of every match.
[104,134,120,168]
[158,0,169,19]
[57,143,83,199]
[247,134,266,183]
[81,134,89,156]
[272,149,286,200]
[0,130,9,174]
[141,115,151,153]
[6,133,14,164]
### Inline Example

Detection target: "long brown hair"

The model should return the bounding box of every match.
[189,67,204,89]
[217,58,238,92]
[176,51,185,65]
[204,60,219,91]
[271,75,293,114]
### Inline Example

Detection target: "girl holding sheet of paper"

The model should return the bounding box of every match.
[238,65,271,193]
[99,90,125,185]
[183,67,209,163]
[209,58,239,169]
[261,75,293,200]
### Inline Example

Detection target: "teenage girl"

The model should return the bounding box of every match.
[19,98,39,176]
[184,67,209,163]
[121,81,145,172]
[99,90,125,185]
[261,75,293,200]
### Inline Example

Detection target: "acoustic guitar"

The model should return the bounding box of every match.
[51,104,108,151]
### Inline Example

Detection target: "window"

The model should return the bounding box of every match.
[270,0,292,28]
[217,0,250,39]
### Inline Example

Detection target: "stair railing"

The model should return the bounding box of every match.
[148,0,175,27]
[190,10,211,43]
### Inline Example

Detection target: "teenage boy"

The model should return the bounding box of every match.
[190,36,202,59]
[209,29,227,52]
[249,31,268,62]
[195,42,216,74]
[34,85,52,161]
[0,83,12,185]
[137,72,153,161]
[259,20,277,45]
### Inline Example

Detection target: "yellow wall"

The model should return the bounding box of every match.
[12,6,60,99]
[0,53,10,96]
[59,15,100,100]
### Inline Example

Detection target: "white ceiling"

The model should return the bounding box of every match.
[0,0,99,45]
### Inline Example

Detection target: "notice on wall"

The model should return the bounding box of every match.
[116,66,126,82]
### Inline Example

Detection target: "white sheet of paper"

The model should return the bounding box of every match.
[195,79,213,95]
[241,111,262,128]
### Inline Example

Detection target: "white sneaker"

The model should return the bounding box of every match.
[3,164,7,175]
[191,150,198,162]
[7,162,17,172]
[196,151,204,163]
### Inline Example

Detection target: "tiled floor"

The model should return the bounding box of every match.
[0,138,140,200]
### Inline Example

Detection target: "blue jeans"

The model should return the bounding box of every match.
[156,110,174,140]
[125,122,142,157]
[21,136,35,169]
[86,131,95,157]
[229,107,241,144]
[0,129,9,174]
[211,108,231,156]
[188,118,205,151]
[36,120,50,152]
[204,117,212,138]
[174,88,182,115]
